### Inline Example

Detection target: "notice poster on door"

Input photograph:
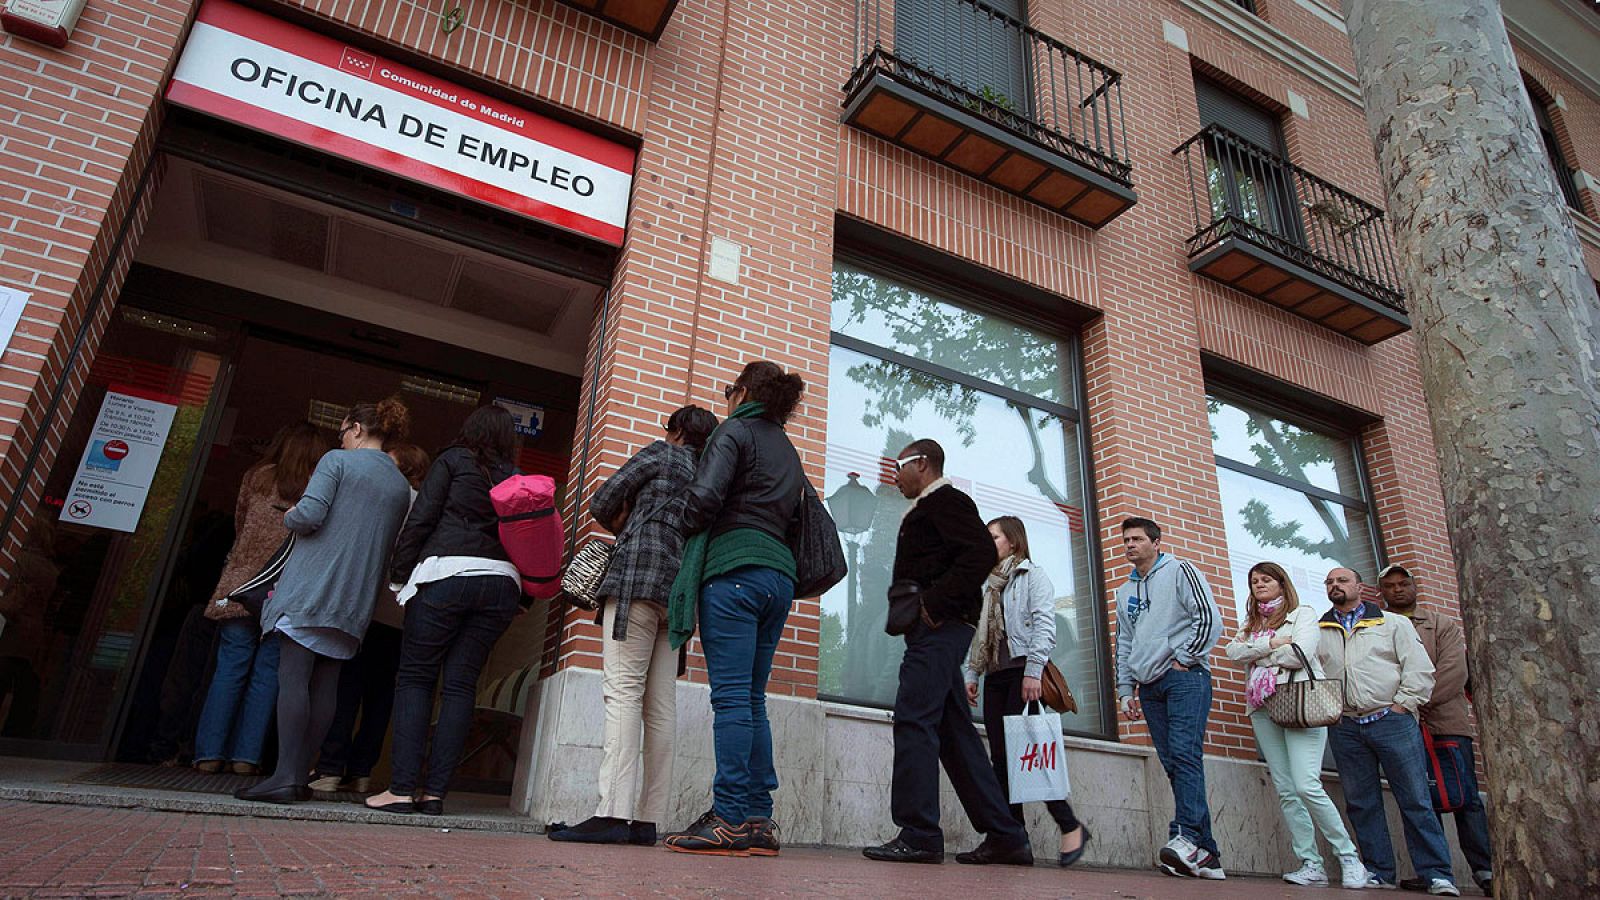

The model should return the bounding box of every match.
[60,391,179,533]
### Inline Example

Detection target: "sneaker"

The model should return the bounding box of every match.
[662,812,750,856]
[1402,878,1430,891]
[1427,880,1461,897]
[1367,875,1399,890]
[1157,835,1203,878]
[1472,871,1492,895]
[1194,852,1227,880]
[1284,860,1329,886]
[745,817,780,857]
[1340,855,1370,889]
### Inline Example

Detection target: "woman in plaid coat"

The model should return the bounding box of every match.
[550,405,717,846]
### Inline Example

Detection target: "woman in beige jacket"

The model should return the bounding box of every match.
[1224,561,1365,890]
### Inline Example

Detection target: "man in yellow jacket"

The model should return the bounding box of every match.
[1317,567,1458,897]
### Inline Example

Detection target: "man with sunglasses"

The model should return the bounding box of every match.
[863,439,1033,866]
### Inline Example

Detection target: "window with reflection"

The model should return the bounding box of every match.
[821,262,1109,737]
[1208,392,1380,616]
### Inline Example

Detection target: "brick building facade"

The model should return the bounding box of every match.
[1,0,1596,877]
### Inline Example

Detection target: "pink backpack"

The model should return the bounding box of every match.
[489,474,565,600]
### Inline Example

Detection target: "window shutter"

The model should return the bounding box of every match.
[1195,78,1284,155]
[896,0,1030,114]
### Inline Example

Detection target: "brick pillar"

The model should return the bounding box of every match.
[544,0,846,698]
[0,1,195,587]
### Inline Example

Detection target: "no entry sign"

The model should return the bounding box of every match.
[166,0,636,245]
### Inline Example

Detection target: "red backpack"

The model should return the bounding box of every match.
[489,474,564,600]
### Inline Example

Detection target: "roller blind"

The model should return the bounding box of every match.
[896,0,1030,114]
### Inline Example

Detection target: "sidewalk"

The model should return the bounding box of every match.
[0,800,1364,899]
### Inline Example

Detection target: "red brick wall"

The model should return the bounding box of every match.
[0,1,191,584]
[5,0,1595,757]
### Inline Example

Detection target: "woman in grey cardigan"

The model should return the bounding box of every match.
[964,516,1089,867]
[235,398,413,804]
[550,405,717,845]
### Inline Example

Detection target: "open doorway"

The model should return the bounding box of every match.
[0,142,602,813]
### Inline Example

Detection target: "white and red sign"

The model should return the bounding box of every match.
[167,0,634,245]
[61,391,180,534]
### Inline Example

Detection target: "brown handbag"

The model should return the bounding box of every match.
[1040,660,1078,714]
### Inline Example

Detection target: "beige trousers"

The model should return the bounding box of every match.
[595,599,677,823]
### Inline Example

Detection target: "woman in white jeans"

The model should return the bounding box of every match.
[1224,561,1367,889]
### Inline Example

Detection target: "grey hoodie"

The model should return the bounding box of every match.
[1114,553,1222,697]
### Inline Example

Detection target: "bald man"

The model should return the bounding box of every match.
[1317,567,1458,897]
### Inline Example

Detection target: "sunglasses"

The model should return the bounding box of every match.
[894,454,927,471]
[723,384,739,400]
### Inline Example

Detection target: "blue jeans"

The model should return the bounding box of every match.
[1440,734,1493,875]
[390,576,521,797]
[698,566,793,824]
[1139,666,1218,858]
[1330,713,1454,884]
[193,618,280,765]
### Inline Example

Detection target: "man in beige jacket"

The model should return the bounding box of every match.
[1318,567,1459,896]
[1379,564,1492,896]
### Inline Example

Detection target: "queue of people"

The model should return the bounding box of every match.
[162,359,1490,892]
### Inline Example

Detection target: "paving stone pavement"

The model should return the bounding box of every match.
[0,800,1366,898]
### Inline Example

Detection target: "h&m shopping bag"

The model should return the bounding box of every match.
[1004,700,1069,804]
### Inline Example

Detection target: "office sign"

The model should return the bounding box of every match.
[167,0,635,245]
[60,391,179,533]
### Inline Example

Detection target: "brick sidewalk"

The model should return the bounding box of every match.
[0,800,1360,898]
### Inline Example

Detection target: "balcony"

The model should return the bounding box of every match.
[556,0,678,40]
[844,0,1136,229]
[1175,126,1409,344]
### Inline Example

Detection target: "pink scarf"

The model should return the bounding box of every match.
[1245,597,1284,711]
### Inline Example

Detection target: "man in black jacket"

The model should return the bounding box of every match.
[863,439,1033,866]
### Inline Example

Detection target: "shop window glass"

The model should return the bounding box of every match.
[822,264,1108,736]
[1208,392,1379,617]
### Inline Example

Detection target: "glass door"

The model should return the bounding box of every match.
[0,308,231,758]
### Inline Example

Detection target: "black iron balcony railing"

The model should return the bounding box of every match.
[847,0,1133,192]
[1175,125,1406,315]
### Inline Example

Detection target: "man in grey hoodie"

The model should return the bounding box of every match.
[1114,516,1224,880]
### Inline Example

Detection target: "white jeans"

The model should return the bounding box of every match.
[596,600,677,823]
[1250,708,1359,864]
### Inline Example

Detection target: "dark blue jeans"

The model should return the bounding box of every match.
[1139,666,1218,858]
[891,618,1028,852]
[698,566,793,824]
[1330,712,1454,884]
[193,618,280,765]
[390,576,520,797]
[1442,734,1492,874]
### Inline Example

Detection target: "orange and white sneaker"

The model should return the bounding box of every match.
[663,810,751,856]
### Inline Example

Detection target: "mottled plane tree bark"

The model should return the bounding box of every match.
[1343,1,1600,896]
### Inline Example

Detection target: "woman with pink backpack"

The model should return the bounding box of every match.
[364,405,528,816]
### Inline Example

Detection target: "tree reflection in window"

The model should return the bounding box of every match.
[823,265,1107,733]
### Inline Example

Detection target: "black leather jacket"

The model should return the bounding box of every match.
[681,417,804,541]
[390,446,513,584]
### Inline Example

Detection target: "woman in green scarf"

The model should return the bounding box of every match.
[662,361,807,857]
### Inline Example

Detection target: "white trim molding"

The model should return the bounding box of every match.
[1503,0,1600,102]
[1177,0,1363,106]
[1574,210,1600,253]
[1294,0,1347,34]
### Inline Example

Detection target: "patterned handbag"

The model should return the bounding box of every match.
[1262,644,1344,729]
[558,538,613,611]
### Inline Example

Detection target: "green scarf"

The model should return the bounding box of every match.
[668,401,766,650]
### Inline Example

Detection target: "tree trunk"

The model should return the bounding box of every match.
[1343,2,1600,896]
